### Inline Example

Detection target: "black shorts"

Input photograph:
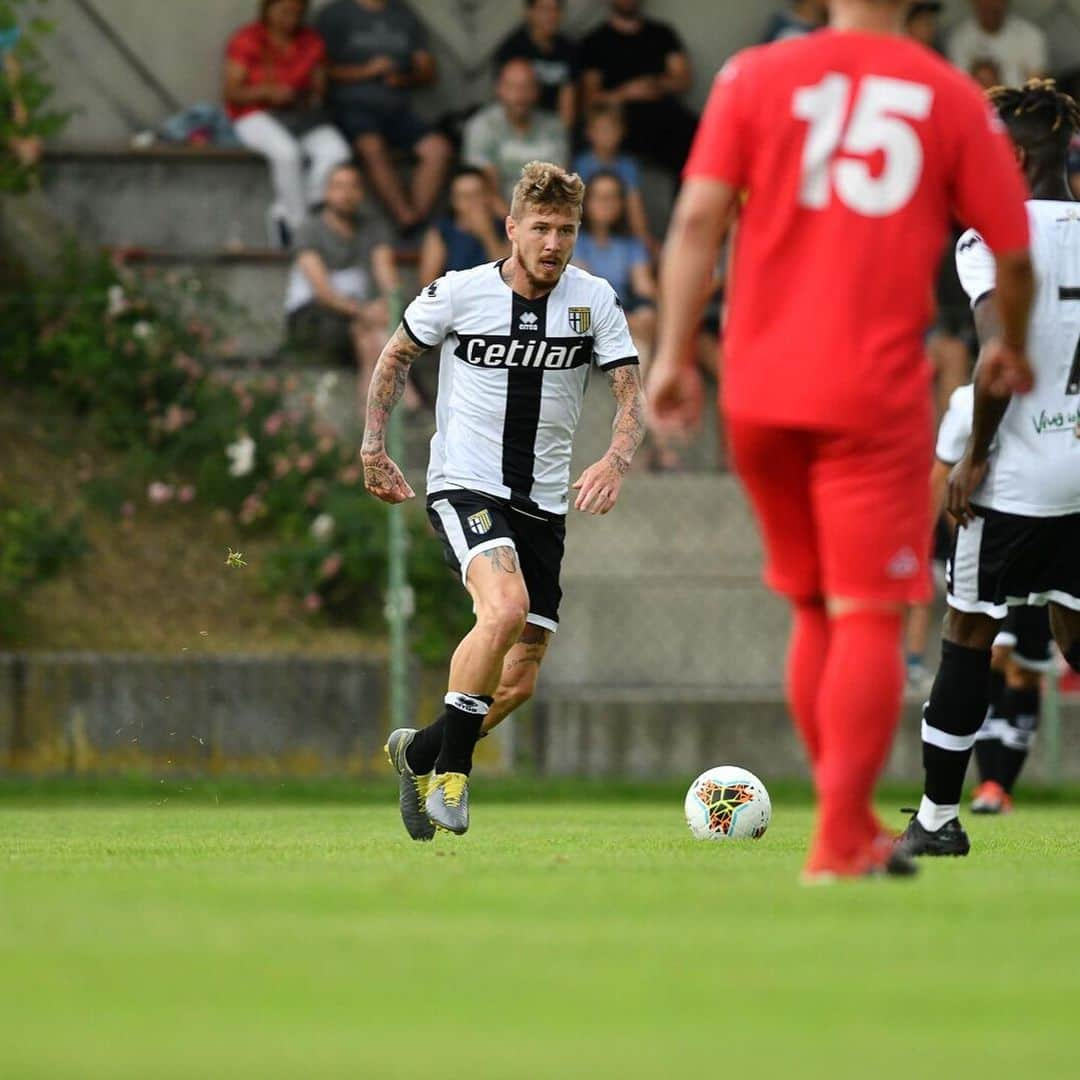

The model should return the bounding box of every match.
[286,303,354,366]
[993,605,1053,671]
[427,489,566,632]
[947,506,1080,620]
[333,104,433,150]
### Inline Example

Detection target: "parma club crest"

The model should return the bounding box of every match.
[568,307,591,334]
[466,509,493,535]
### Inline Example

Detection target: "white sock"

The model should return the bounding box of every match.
[917,796,958,832]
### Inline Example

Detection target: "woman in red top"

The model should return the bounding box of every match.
[225,0,351,245]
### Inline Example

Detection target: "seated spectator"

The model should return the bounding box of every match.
[580,0,697,176]
[906,2,944,52]
[2,24,43,169]
[463,59,569,215]
[493,0,578,129]
[418,167,509,285]
[314,0,451,232]
[225,0,351,247]
[948,0,1047,89]
[761,1,827,44]
[573,103,652,249]
[284,163,417,408]
[574,172,655,362]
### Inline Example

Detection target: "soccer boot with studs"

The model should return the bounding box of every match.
[426,772,470,835]
[384,728,436,841]
[970,780,1013,815]
[898,809,971,857]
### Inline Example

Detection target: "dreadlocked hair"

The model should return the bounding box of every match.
[986,79,1080,157]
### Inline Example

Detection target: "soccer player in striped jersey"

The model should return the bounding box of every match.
[903,80,1080,856]
[362,162,646,838]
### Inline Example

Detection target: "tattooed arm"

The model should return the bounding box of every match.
[572,364,647,515]
[361,323,426,503]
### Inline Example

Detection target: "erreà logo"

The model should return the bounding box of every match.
[519,311,539,331]
[454,334,593,370]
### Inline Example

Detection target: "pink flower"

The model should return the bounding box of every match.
[303,592,323,613]
[178,485,196,504]
[121,501,136,519]
[262,375,280,394]
[339,465,362,487]
[284,374,300,393]
[162,404,189,433]
[272,455,291,478]
[238,494,264,525]
[296,453,316,475]
[319,553,344,581]
[304,482,325,508]
[147,481,175,504]
[263,412,286,437]
[238,395,254,417]
[317,435,336,456]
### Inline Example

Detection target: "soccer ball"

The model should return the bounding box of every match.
[684,766,771,841]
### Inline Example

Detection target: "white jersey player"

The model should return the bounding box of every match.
[904,81,1080,860]
[361,162,646,839]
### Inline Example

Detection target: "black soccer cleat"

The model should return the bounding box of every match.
[898,810,971,857]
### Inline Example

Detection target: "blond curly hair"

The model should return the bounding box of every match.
[510,161,585,221]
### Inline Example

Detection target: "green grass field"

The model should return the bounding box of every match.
[3,790,1079,1079]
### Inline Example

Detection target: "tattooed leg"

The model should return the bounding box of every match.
[482,625,552,733]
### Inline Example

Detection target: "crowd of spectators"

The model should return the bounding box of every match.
[210,0,1070,469]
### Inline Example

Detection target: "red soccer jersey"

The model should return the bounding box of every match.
[684,30,1030,432]
[225,23,326,120]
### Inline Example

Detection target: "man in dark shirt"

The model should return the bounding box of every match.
[493,0,578,129]
[314,0,451,230]
[579,0,697,176]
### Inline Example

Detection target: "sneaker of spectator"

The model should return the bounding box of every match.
[284,162,419,410]
[947,0,1048,89]
[573,103,653,250]
[760,1,827,44]
[314,0,452,233]
[579,0,697,177]
[462,58,569,217]
[494,0,579,130]
[418,167,510,286]
[225,0,352,248]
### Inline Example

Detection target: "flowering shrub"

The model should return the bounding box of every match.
[0,251,469,662]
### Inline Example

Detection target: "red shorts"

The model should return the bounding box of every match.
[727,418,934,605]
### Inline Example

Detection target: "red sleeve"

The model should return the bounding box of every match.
[947,83,1030,255]
[301,28,326,66]
[683,51,753,187]
[226,24,260,67]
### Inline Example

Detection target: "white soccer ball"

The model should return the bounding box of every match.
[684,765,771,841]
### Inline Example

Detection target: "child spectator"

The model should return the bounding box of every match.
[285,163,417,408]
[462,59,568,215]
[225,0,352,247]
[418,167,509,285]
[493,0,578,129]
[314,0,451,232]
[573,103,652,248]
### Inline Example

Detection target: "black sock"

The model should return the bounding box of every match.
[1064,642,1080,674]
[998,685,1040,794]
[922,640,992,807]
[435,693,492,776]
[974,668,1006,782]
[404,712,446,775]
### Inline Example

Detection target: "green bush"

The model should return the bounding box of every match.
[0,499,86,641]
[0,251,470,659]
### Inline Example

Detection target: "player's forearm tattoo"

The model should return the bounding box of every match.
[361,324,426,454]
[605,365,647,475]
[480,546,519,574]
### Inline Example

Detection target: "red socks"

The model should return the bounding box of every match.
[804,609,905,869]
[786,601,830,767]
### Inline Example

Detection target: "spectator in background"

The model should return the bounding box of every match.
[761,1,828,44]
[2,24,42,170]
[418,167,509,285]
[494,0,578,130]
[948,0,1047,88]
[970,57,1004,90]
[580,0,696,177]
[225,0,351,248]
[285,163,415,407]
[573,103,652,249]
[315,0,451,232]
[905,1,944,52]
[462,59,569,215]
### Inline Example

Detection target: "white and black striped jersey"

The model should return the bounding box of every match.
[402,260,638,516]
[956,200,1080,517]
